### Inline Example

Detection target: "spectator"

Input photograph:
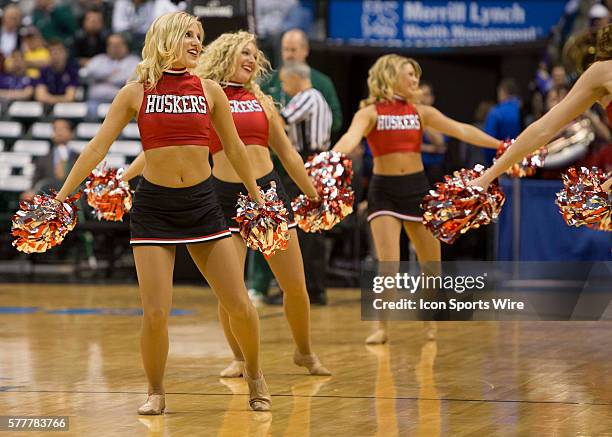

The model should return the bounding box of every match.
[13,1,36,17]
[584,112,612,146]
[544,84,609,142]
[31,0,78,47]
[551,64,568,88]
[261,28,342,134]
[35,40,79,105]
[21,118,74,200]
[0,4,22,58]
[541,84,610,179]
[256,0,298,37]
[74,8,109,66]
[589,3,610,31]
[460,100,496,170]
[482,78,522,164]
[255,0,314,37]
[531,64,567,122]
[21,26,50,79]
[545,85,569,112]
[419,82,447,184]
[19,117,98,267]
[73,0,113,29]
[0,50,35,103]
[276,60,332,305]
[112,0,180,49]
[81,33,139,117]
[527,90,545,127]
[534,61,553,95]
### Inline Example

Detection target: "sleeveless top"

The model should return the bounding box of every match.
[366,97,422,157]
[607,102,612,125]
[209,83,269,154]
[137,70,210,151]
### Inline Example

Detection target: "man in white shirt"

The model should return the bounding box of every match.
[112,0,181,45]
[81,33,140,117]
[0,5,21,58]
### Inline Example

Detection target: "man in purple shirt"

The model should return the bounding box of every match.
[34,39,79,105]
[0,50,34,102]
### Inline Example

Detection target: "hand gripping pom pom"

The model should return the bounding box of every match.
[292,151,355,232]
[304,151,353,189]
[235,182,290,256]
[556,166,611,231]
[292,184,354,233]
[85,167,133,221]
[422,165,506,244]
[11,192,80,253]
[495,139,547,178]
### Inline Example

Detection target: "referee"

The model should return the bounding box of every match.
[279,62,333,158]
[272,61,333,305]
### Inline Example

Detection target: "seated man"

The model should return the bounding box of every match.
[0,4,22,58]
[34,40,79,105]
[74,8,108,67]
[20,118,98,267]
[81,33,139,117]
[0,50,35,103]
[112,0,179,50]
[21,118,74,200]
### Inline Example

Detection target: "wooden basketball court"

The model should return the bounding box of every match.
[1,283,611,435]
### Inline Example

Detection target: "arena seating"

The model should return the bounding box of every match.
[52,102,88,121]
[0,102,141,183]
[0,101,139,267]
[8,101,44,121]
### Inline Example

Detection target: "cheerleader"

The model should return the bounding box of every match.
[56,13,271,413]
[472,24,612,191]
[195,31,330,377]
[333,54,500,344]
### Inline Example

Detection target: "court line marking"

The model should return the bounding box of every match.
[2,390,611,406]
[0,299,357,319]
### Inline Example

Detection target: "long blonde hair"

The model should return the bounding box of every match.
[360,54,422,108]
[196,31,274,112]
[134,12,204,90]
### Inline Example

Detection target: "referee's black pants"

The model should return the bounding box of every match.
[278,155,327,301]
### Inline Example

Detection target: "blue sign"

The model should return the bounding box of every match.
[328,1,567,48]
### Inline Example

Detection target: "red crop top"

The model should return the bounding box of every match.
[607,102,612,126]
[137,70,210,151]
[208,84,269,155]
[365,97,423,157]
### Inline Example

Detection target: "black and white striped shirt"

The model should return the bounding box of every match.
[280,88,332,154]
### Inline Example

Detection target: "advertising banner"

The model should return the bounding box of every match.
[328,1,567,48]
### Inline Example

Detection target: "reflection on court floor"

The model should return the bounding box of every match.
[1,284,611,436]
